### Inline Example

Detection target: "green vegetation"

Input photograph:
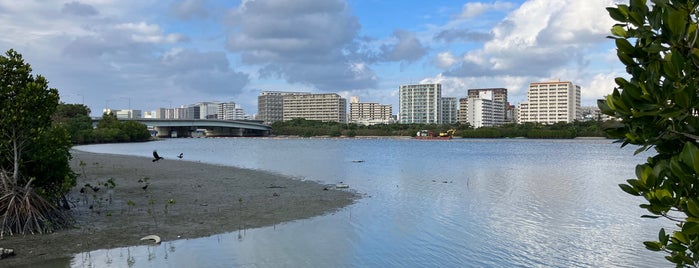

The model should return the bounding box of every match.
[0,49,73,236]
[271,118,608,139]
[271,118,471,137]
[459,121,609,139]
[0,48,151,237]
[54,104,151,144]
[601,1,699,265]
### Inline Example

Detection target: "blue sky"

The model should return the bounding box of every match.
[0,0,621,116]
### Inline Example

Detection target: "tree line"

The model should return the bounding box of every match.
[54,103,151,144]
[271,118,613,139]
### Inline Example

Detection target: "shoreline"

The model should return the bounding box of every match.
[1,150,359,267]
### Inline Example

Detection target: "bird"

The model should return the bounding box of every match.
[152,150,164,162]
[177,153,183,159]
[142,184,148,191]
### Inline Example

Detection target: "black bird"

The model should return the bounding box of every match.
[142,184,148,191]
[177,153,183,159]
[152,150,164,162]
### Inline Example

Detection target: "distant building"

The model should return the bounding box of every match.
[465,91,505,128]
[518,80,581,124]
[505,103,516,124]
[218,102,247,120]
[258,91,311,125]
[441,97,458,124]
[143,110,156,119]
[580,106,612,121]
[156,108,171,119]
[348,96,393,125]
[283,93,347,123]
[458,88,507,127]
[197,102,220,119]
[107,109,142,119]
[399,83,442,124]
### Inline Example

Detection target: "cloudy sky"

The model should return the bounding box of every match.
[0,0,621,116]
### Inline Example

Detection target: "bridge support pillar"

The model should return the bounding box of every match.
[154,126,171,138]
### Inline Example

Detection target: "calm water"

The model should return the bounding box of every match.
[68,138,670,267]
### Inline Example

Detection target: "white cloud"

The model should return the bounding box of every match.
[225,0,378,90]
[460,1,516,19]
[443,0,619,100]
[434,52,457,69]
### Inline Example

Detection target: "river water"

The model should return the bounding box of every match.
[69,138,669,267]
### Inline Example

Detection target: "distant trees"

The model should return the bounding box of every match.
[0,49,73,235]
[270,118,606,138]
[53,104,151,144]
[601,1,699,266]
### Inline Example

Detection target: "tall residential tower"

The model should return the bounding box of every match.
[518,80,581,124]
[399,83,442,124]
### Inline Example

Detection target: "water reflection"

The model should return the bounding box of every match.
[69,138,672,267]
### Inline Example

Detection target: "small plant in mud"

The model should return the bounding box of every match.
[163,198,175,216]
[147,197,157,226]
[138,177,151,194]
[126,200,136,214]
[102,178,116,205]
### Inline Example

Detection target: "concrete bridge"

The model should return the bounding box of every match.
[94,118,272,138]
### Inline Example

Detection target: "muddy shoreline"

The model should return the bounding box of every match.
[1,150,358,267]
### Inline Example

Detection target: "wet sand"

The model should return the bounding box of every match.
[1,150,358,267]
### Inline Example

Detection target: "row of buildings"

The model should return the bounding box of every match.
[255,80,600,128]
[108,80,604,128]
[105,101,251,121]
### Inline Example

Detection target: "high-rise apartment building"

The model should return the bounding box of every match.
[441,97,457,124]
[348,96,393,125]
[458,88,509,123]
[399,83,442,124]
[218,102,246,120]
[518,81,581,124]
[283,93,347,123]
[258,91,311,125]
[464,91,505,128]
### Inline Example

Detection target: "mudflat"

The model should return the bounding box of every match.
[1,150,358,267]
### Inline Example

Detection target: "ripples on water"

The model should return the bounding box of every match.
[72,138,671,267]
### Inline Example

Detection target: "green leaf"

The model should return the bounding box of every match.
[620,183,641,196]
[660,228,669,245]
[607,7,628,23]
[664,6,687,37]
[680,142,698,168]
[687,200,699,218]
[666,242,687,252]
[611,25,628,38]
[673,231,688,244]
[644,241,663,251]
[682,222,699,235]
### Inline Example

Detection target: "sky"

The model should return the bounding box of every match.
[0,0,622,117]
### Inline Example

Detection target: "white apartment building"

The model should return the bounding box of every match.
[283,93,347,123]
[518,81,581,124]
[258,91,311,125]
[218,102,246,120]
[197,102,220,119]
[399,83,442,124]
[441,97,458,124]
[103,109,142,119]
[458,88,507,127]
[348,96,393,125]
[464,91,505,128]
